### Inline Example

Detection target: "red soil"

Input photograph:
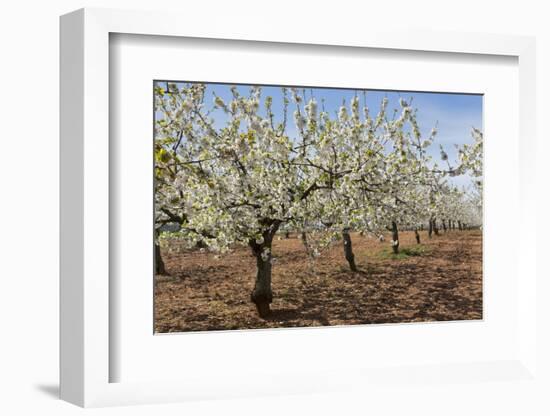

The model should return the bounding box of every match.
[155,230,482,332]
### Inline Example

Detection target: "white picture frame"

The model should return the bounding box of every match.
[60,7,538,408]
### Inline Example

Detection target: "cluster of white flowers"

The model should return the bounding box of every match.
[213,95,226,109]
[293,110,305,132]
[350,96,360,123]
[338,105,348,123]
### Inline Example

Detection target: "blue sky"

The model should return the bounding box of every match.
[156,81,483,189]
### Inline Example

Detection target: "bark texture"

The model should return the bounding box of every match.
[342,229,358,272]
[155,242,167,275]
[433,218,439,236]
[391,221,400,254]
[415,229,421,244]
[250,245,273,318]
[249,221,281,318]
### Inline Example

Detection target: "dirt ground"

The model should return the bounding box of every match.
[154,230,482,332]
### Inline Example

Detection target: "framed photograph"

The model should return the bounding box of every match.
[60,8,538,408]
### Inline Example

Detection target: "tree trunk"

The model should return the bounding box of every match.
[300,231,308,252]
[420,224,424,231]
[415,228,421,244]
[155,242,167,275]
[433,218,439,235]
[442,219,447,233]
[448,219,452,231]
[285,230,290,239]
[249,223,280,318]
[428,219,433,239]
[458,220,462,231]
[342,228,358,272]
[391,221,399,254]
[250,246,273,318]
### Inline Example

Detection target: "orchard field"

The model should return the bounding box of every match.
[153,81,483,330]
[155,229,482,332]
